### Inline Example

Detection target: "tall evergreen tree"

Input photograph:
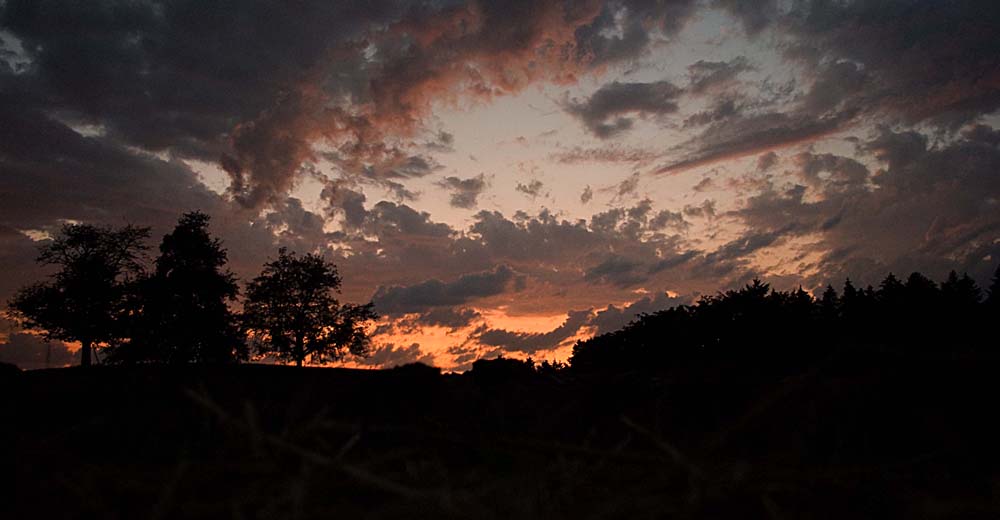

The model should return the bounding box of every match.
[820,285,839,319]
[984,264,1000,308]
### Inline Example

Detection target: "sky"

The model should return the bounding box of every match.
[2,0,999,370]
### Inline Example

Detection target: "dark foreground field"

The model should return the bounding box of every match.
[5,355,1000,519]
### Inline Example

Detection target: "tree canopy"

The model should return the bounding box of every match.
[8,223,150,366]
[242,248,377,367]
[110,212,245,364]
[570,269,993,375]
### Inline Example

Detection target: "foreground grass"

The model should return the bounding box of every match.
[5,357,1000,519]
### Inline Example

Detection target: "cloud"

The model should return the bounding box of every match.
[437,174,489,209]
[734,127,1000,286]
[687,56,753,95]
[584,255,647,287]
[358,342,435,368]
[649,210,689,232]
[515,179,546,199]
[573,0,698,64]
[476,309,592,354]
[656,111,855,174]
[564,80,683,138]
[0,0,610,209]
[551,145,661,165]
[588,291,690,335]
[373,265,518,315]
[757,151,779,171]
[580,185,594,204]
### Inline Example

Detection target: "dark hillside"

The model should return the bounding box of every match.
[6,356,1000,519]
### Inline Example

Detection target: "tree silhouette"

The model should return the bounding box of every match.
[570,265,998,375]
[242,248,377,366]
[112,212,245,364]
[983,265,1000,308]
[8,223,149,366]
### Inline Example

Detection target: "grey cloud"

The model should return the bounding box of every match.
[437,174,489,209]
[373,265,518,315]
[573,0,699,65]
[476,309,592,354]
[515,179,546,199]
[584,254,647,287]
[683,200,716,219]
[687,57,753,95]
[358,342,435,368]
[649,210,689,232]
[564,80,683,138]
[657,111,854,174]
[757,151,779,171]
[736,127,1000,287]
[795,152,869,194]
[589,291,690,335]
[321,180,368,229]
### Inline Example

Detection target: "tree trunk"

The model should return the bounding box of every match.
[295,334,304,367]
[81,341,92,367]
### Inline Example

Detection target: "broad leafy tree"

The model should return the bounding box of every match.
[113,212,245,364]
[8,223,149,366]
[243,248,377,366]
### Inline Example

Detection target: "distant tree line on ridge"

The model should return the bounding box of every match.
[6,212,377,367]
[568,269,1000,375]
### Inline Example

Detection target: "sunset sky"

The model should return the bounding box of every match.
[2,0,999,370]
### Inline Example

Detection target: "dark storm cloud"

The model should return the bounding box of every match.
[372,265,519,315]
[437,174,489,209]
[564,80,684,138]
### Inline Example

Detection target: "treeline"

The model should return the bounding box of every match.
[569,270,1000,374]
[7,212,376,367]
